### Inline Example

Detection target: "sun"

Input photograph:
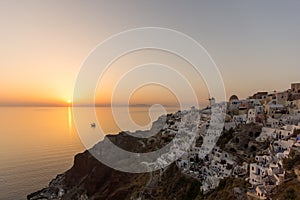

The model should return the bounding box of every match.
[67,99,72,105]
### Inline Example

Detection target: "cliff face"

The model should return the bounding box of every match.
[28,112,205,200]
[63,150,201,200]
[63,148,145,199]
[54,132,202,200]
[271,151,300,200]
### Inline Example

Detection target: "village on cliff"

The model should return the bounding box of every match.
[169,82,300,199]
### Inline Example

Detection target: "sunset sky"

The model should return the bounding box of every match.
[1,1,300,106]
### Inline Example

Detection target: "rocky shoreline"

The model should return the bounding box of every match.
[27,174,66,200]
[27,137,203,200]
[27,110,205,200]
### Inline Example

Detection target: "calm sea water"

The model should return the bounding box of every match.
[0,106,179,200]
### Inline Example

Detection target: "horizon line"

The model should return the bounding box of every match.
[0,104,185,108]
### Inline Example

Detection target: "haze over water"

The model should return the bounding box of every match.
[0,106,179,200]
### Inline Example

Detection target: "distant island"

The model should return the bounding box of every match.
[28,83,300,200]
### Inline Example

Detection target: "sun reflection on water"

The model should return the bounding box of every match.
[68,106,72,133]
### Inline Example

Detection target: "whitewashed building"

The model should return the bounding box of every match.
[247,109,256,124]
[249,163,268,185]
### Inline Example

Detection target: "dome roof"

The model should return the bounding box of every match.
[229,95,239,101]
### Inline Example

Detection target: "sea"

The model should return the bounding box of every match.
[0,106,179,200]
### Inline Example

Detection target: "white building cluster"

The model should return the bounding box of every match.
[174,83,300,198]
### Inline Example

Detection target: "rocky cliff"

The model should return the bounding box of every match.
[28,131,203,200]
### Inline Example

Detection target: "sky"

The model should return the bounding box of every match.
[1,0,300,106]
